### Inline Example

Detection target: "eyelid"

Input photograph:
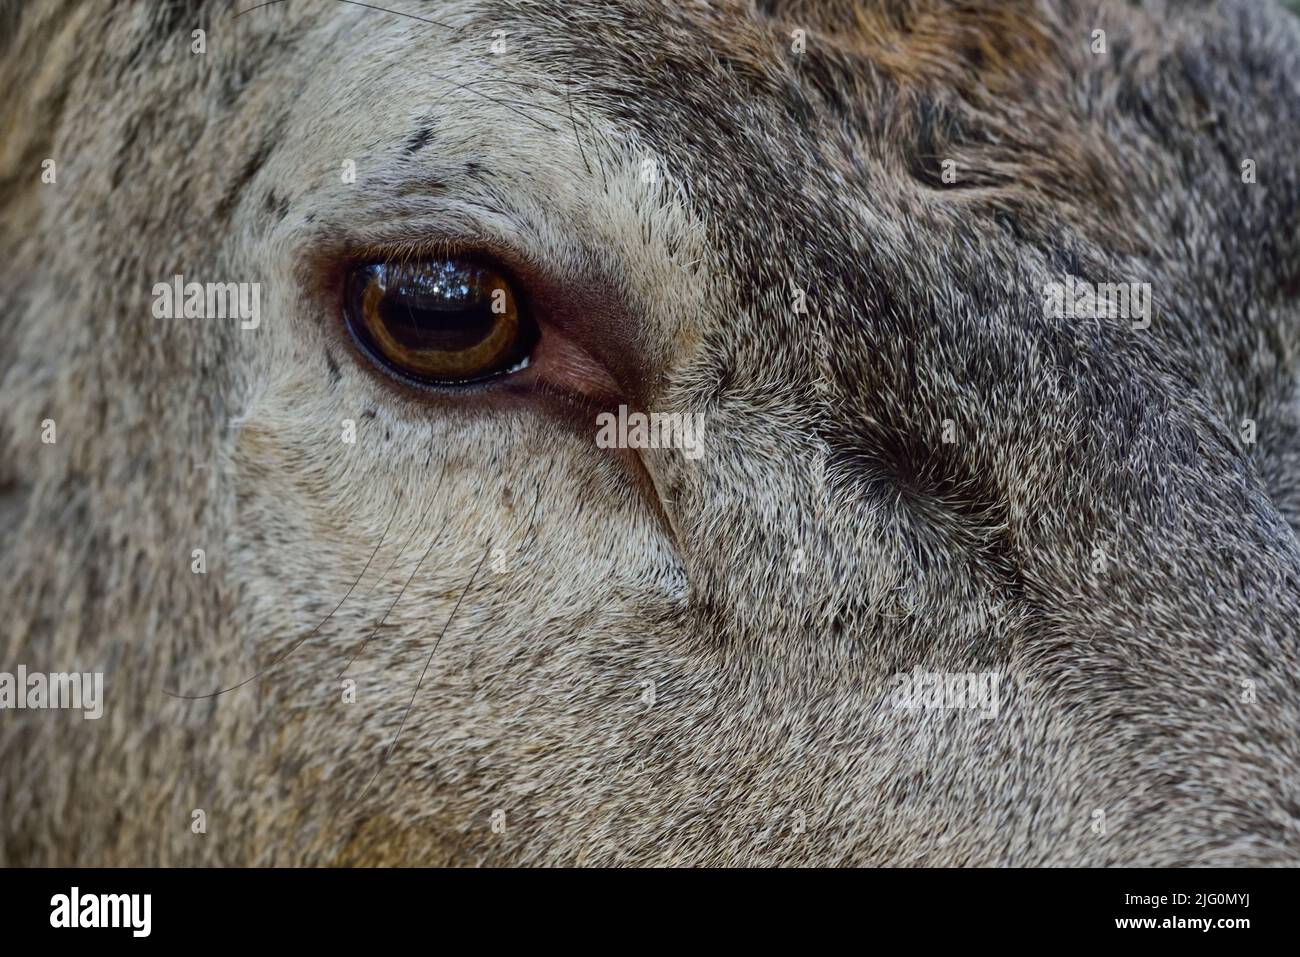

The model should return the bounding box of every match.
[316,235,640,411]
[491,251,648,407]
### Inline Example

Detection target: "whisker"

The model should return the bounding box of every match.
[517,478,543,554]
[233,0,292,17]
[567,78,593,177]
[352,540,491,805]
[424,81,562,135]
[335,460,447,676]
[235,0,456,30]
[234,2,569,138]
[351,473,548,803]
[335,491,445,680]
[162,494,403,700]
[355,517,420,604]
[334,0,455,29]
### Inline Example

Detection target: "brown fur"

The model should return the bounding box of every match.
[2,0,1300,866]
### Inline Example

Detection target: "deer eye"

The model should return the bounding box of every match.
[343,257,537,385]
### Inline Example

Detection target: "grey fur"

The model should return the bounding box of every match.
[1,0,1299,865]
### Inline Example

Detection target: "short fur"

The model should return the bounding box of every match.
[2,0,1300,865]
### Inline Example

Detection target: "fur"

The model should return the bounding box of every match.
[2,0,1300,865]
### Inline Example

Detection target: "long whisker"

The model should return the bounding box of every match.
[567,78,592,177]
[516,478,543,555]
[351,476,546,803]
[352,462,445,609]
[422,82,562,136]
[234,0,456,30]
[352,540,491,805]
[336,493,445,680]
[162,494,403,700]
[234,2,567,137]
[334,0,455,29]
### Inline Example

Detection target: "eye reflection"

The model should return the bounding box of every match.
[343,257,537,385]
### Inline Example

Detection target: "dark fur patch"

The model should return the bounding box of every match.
[905,95,996,190]
[0,0,22,58]
[152,0,205,42]
[404,124,436,153]
[215,139,276,221]
[264,189,290,222]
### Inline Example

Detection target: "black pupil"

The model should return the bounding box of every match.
[373,262,500,353]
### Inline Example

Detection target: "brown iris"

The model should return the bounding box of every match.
[344,257,536,384]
